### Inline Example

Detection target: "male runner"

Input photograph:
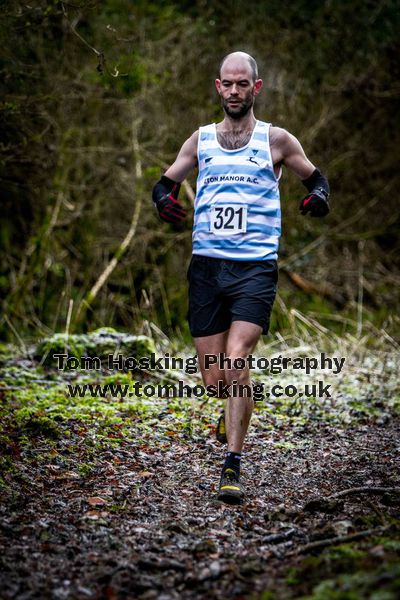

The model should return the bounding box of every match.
[152,51,330,504]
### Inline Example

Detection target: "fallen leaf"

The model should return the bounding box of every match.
[87,496,107,506]
[138,470,153,478]
[83,512,99,519]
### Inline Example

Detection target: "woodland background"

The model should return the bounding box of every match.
[1,3,400,600]
[1,0,399,344]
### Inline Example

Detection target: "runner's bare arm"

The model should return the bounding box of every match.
[271,126,330,217]
[270,127,315,179]
[164,131,199,182]
[152,131,198,223]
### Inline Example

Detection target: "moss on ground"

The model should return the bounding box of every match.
[34,328,156,367]
[256,535,400,599]
[1,332,399,472]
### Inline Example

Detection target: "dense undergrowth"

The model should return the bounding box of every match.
[2,0,400,340]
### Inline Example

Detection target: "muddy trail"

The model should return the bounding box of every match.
[0,332,399,599]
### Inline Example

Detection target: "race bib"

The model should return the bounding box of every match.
[210,205,248,235]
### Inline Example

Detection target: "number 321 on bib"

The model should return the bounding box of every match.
[210,205,248,235]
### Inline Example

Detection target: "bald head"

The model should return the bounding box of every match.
[219,52,258,83]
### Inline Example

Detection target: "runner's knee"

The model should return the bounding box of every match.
[224,356,250,385]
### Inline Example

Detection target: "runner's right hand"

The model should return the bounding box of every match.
[155,193,187,223]
[152,176,187,223]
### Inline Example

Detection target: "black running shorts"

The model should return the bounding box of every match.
[187,254,278,337]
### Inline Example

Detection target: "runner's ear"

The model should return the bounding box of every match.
[253,79,263,95]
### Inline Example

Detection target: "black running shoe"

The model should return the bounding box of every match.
[216,410,227,444]
[217,468,244,505]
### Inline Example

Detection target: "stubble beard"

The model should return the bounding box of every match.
[221,93,254,120]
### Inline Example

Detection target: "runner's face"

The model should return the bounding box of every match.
[216,61,258,119]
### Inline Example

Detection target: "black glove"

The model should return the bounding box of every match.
[152,175,187,224]
[299,187,330,217]
[156,194,187,223]
[300,168,330,217]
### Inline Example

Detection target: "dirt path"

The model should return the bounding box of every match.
[1,417,399,599]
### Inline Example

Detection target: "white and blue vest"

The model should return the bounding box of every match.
[193,120,281,261]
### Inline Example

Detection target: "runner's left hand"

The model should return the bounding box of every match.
[299,188,330,217]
